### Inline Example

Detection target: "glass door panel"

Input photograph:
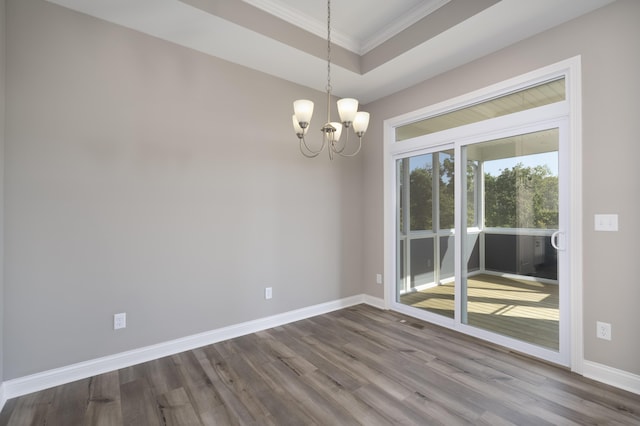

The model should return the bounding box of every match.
[396,149,455,318]
[461,128,560,350]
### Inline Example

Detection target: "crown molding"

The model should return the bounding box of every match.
[242,0,450,55]
[360,0,450,54]
[242,0,357,52]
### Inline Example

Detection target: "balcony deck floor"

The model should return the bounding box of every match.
[399,274,559,350]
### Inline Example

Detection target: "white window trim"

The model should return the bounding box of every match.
[383,56,583,373]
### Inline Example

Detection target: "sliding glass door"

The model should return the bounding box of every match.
[396,149,456,319]
[393,123,567,364]
[459,128,561,351]
[387,71,577,366]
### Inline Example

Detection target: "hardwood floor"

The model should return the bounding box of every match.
[1,304,638,425]
[400,274,559,349]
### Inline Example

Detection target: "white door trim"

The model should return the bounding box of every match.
[383,56,583,372]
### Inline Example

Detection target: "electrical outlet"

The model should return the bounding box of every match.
[114,313,126,330]
[376,274,383,285]
[596,321,611,341]
[265,287,273,300]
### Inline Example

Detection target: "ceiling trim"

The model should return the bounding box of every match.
[360,0,450,55]
[42,0,617,104]
[242,0,451,55]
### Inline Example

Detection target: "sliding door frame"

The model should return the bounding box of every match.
[383,56,583,372]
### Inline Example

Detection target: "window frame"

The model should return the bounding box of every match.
[383,56,583,372]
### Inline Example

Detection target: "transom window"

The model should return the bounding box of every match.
[395,78,565,141]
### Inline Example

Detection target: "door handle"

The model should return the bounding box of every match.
[551,230,564,251]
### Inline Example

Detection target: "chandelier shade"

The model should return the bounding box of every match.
[353,111,370,136]
[293,100,314,127]
[291,0,369,159]
[337,98,358,124]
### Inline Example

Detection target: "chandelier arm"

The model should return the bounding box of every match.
[299,138,322,158]
[336,136,363,158]
[300,134,326,156]
[333,128,350,154]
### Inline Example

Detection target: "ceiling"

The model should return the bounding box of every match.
[242,0,452,55]
[45,0,615,104]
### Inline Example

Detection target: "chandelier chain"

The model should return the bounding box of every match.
[326,0,331,94]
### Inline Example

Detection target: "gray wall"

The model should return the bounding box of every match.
[0,0,5,385]
[3,0,638,384]
[362,0,640,375]
[3,0,363,379]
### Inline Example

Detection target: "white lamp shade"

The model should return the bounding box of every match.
[353,111,370,134]
[329,122,343,142]
[292,115,308,135]
[337,98,358,123]
[293,99,314,124]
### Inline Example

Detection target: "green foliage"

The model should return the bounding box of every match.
[409,167,433,230]
[408,154,456,231]
[439,157,455,229]
[484,163,558,228]
[407,160,558,231]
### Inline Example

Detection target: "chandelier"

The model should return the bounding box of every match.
[291,0,370,159]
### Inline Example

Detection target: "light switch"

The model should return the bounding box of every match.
[594,214,618,232]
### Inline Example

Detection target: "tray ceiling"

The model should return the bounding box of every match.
[45,0,615,103]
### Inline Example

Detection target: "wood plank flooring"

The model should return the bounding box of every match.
[1,304,638,425]
[400,274,559,349]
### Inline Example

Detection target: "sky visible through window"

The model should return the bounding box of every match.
[409,152,558,177]
[483,152,558,177]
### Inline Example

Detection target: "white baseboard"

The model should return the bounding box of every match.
[362,294,385,309]
[583,360,640,395]
[7,295,635,411]
[2,294,383,405]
